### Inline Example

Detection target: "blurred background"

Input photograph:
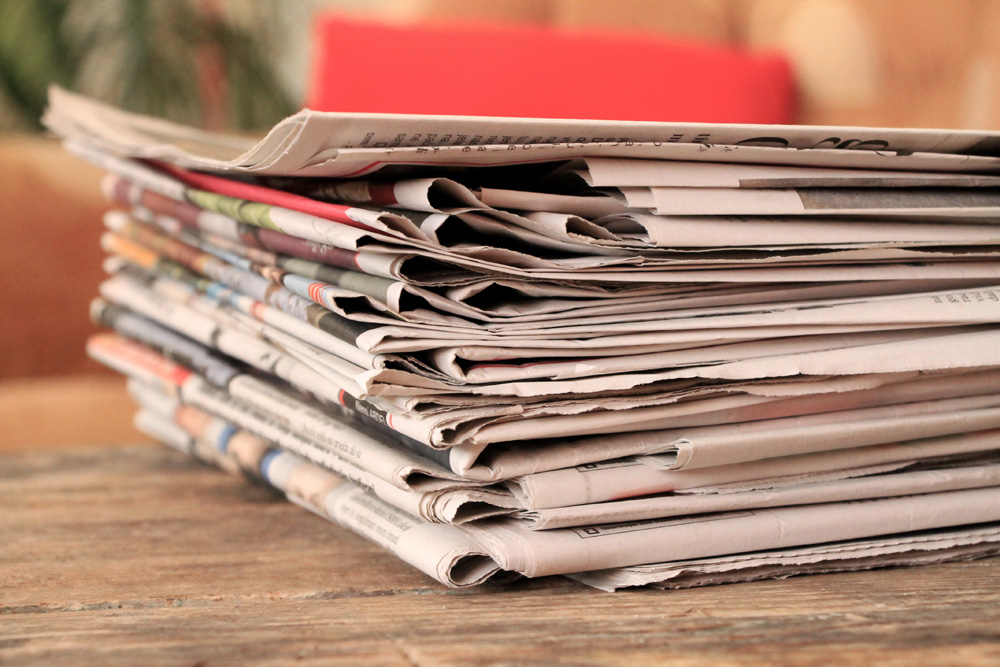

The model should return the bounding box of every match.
[2,0,999,447]
[6,0,1000,133]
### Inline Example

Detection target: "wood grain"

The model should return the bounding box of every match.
[2,445,999,665]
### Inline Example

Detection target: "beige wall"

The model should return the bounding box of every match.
[342,0,1000,130]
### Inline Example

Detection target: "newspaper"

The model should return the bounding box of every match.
[93,272,1000,464]
[590,213,1000,249]
[128,381,519,524]
[569,524,1000,590]
[128,381,1000,587]
[509,429,1000,508]
[110,170,1000,289]
[521,460,1000,529]
[103,209,1000,341]
[102,219,993,368]
[89,300,1000,499]
[616,185,1000,217]
[94,155,1000,278]
[85,325,461,488]
[100,165,1000,286]
[100,217,1000,383]
[92,315,1000,519]
[575,157,1000,188]
[93,264,1000,452]
[44,86,1000,176]
[129,367,1000,532]
[458,487,1000,578]
[53,88,1000,590]
[627,393,1000,471]
[98,246,1000,374]
[130,404,502,586]
[138,364,1000,532]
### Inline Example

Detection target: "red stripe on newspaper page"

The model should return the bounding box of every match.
[152,162,375,230]
[308,282,325,305]
[88,333,193,387]
[367,182,398,206]
[337,164,383,178]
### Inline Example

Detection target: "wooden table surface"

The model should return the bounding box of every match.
[3,441,1000,666]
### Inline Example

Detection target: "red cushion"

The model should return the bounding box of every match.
[308,16,796,124]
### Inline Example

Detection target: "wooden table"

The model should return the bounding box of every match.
[4,443,1000,665]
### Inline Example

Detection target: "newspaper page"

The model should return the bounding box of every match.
[521,462,1000,529]
[458,487,1000,578]
[56,87,1000,590]
[575,157,1000,188]
[129,383,1000,587]
[569,524,1000,591]
[510,430,1000,508]
[98,161,1000,285]
[128,381,519,524]
[617,185,1000,217]
[44,86,1000,176]
[129,403,502,586]
[92,301,1000,506]
[95,283,1000,483]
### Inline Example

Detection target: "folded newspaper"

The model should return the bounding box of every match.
[46,86,1000,589]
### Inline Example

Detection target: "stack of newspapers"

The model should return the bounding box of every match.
[45,87,1000,590]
